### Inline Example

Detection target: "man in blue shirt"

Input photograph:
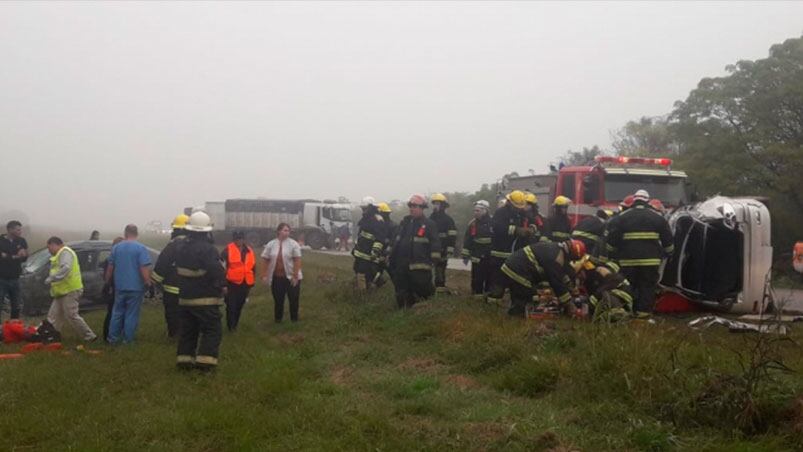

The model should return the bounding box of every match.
[105,224,152,343]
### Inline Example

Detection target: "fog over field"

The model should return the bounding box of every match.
[1,1,802,230]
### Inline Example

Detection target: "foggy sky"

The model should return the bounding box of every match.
[1,1,801,231]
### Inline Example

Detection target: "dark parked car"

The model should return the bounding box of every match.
[18,240,160,316]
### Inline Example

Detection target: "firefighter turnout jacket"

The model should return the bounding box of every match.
[390,215,442,271]
[526,210,550,244]
[490,203,530,260]
[461,214,492,263]
[152,232,188,296]
[176,235,227,305]
[500,242,575,304]
[571,216,606,258]
[605,201,674,267]
[583,260,634,311]
[353,212,387,264]
[547,214,572,242]
[430,210,457,258]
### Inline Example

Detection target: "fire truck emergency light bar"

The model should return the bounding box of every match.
[594,156,672,166]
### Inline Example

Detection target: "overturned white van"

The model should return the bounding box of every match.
[660,196,774,314]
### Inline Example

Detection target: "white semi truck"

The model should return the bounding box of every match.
[190,199,352,249]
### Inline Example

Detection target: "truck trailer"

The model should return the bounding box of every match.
[188,199,352,249]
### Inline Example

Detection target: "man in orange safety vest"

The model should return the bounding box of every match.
[220,231,255,331]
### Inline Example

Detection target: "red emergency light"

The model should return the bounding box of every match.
[594,156,672,166]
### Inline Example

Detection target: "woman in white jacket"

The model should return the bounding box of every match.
[260,223,303,322]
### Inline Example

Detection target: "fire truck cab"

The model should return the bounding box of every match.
[503,156,690,227]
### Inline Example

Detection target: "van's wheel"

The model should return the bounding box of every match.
[306,231,326,250]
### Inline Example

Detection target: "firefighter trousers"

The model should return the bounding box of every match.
[392,266,435,309]
[224,282,251,331]
[621,266,660,314]
[486,256,508,303]
[434,260,448,292]
[470,257,493,296]
[353,259,382,290]
[163,292,181,338]
[177,305,222,370]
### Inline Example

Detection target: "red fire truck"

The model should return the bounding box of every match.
[501,156,691,226]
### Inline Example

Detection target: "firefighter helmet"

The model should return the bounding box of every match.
[620,195,635,210]
[377,202,392,213]
[360,196,376,207]
[185,211,213,232]
[553,195,572,207]
[567,239,587,260]
[474,200,490,210]
[407,194,428,208]
[506,190,527,209]
[431,193,448,203]
[171,214,190,229]
[648,199,665,213]
[634,189,650,202]
[525,192,538,205]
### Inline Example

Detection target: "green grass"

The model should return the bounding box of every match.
[1,253,802,451]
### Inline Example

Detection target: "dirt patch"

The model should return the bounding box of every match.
[445,374,481,390]
[398,356,442,372]
[330,366,354,387]
[276,333,305,345]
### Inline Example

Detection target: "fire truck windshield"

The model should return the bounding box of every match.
[604,174,688,206]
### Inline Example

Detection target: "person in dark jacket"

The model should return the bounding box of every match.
[461,200,493,298]
[499,240,587,317]
[429,193,457,294]
[352,196,387,291]
[389,194,442,309]
[152,214,189,338]
[605,189,674,315]
[486,190,532,305]
[174,211,227,371]
[581,260,634,322]
[571,209,612,260]
[0,220,28,322]
[547,196,573,242]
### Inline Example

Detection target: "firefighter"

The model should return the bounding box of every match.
[499,240,587,317]
[547,196,573,242]
[486,190,531,305]
[377,202,397,283]
[571,209,612,260]
[389,194,442,309]
[580,259,634,322]
[152,214,189,338]
[430,193,457,294]
[524,192,549,244]
[221,230,255,332]
[461,200,493,298]
[605,189,674,315]
[648,199,666,214]
[352,196,387,290]
[619,195,635,213]
[175,211,227,371]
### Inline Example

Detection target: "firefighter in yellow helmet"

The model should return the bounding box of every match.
[429,193,457,294]
[152,214,190,338]
[486,190,533,305]
[547,196,573,242]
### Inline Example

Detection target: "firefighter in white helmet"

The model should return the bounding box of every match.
[174,211,227,371]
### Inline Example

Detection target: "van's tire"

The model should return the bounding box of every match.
[306,231,326,250]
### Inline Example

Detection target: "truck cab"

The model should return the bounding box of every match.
[302,202,353,249]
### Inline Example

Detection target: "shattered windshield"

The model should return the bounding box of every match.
[23,248,51,274]
[604,175,688,205]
